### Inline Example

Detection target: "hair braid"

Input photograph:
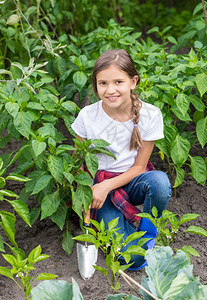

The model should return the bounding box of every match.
[129,91,143,150]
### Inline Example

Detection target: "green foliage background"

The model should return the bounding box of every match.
[0,0,206,255]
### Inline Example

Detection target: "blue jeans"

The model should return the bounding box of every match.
[96,171,171,268]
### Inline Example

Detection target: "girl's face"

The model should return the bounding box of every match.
[96,64,138,113]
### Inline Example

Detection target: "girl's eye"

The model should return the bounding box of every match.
[116,81,122,84]
[99,82,106,86]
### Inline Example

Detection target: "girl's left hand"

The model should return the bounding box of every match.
[90,181,111,210]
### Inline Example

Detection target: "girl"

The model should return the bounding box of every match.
[71,49,171,269]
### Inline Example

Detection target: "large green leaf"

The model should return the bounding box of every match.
[13,111,32,139]
[47,155,63,184]
[171,134,191,167]
[5,102,19,117]
[61,101,78,115]
[73,71,87,92]
[0,266,14,279]
[41,190,61,219]
[34,273,58,281]
[196,117,207,148]
[189,155,206,186]
[31,279,84,300]
[32,175,52,195]
[76,185,93,213]
[141,247,207,300]
[50,201,67,230]
[32,140,47,157]
[173,166,185,188]
[195,73,207,97]
[85,152,98,178]
[6,200,31,226]
[0,211,17,247]
[176,93,190,116]
[62,230,74,256]
[75,172,93,186]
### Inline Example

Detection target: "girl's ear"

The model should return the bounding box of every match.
[131,75,139,90]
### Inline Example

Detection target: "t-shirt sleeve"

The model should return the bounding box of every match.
[71,109,87,138]
[142,108,164,141]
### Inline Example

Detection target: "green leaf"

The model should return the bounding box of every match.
[180,214,200,225]
[0,266,14,279]
[14,111,32,139]
[73,71,87,92]
[63,172,74,184]
[92,139,110,147]
[32,140,47,156]
[30,207,41,225]
[189,156,206,186]
[181,246,200,257]
[141,247,190,299]
[56,145,75,155]
[8,145,29,166]
[41,190,61,219]
[0,211,17,247]
[5,174,30,182]
[32,175,52,194]
[196,117,207,148]
[0,235,5,252]
[35,273,58,281]
[85,152,98,178]
[31,280,73,299]
[75,172,93,186]
[173,167,185,188]
[27,102,44,110]
[6,200,31,226]
[76,185,93,213]
[189,95,205,112]
[5,102,19,117]
[108,217,119,231]
[175,93,190,116]
[184,226,207,237]
[93,265,108,276]
[167,36,177,45]
[28,245,50,264]
[62,230,74,256]
[47,155,63,184]
[195,73,207,97]
[171,134,190,167]
[73,233,96,244]
[126,231,146,244]
[50,201,67,230]
[0,177,6,188]
[0,189,18,198]
[61,101,77,115]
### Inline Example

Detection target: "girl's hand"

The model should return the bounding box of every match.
[90,181,111,210]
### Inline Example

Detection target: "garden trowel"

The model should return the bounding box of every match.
[77,210,98,280]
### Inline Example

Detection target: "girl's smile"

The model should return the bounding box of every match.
[96,64,138,118]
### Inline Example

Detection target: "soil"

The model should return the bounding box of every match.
[0,133,207,300]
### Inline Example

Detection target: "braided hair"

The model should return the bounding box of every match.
[92,49,143,150]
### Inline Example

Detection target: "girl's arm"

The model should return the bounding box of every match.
[91,140,155,209]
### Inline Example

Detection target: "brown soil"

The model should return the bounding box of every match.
[0,138,207,300]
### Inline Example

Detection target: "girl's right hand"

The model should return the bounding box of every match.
[90,181,111,210]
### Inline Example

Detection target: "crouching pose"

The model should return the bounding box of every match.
[71,49,171,269]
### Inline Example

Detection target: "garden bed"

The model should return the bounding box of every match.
[0,142,206,300]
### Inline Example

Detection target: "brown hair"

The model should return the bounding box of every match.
[92,49,143,150]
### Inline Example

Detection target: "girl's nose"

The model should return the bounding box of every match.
[106,83,116,94]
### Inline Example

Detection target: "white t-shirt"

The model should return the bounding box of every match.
[71,100,164,172]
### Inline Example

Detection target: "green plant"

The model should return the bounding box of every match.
[0,244,57,300]
[31,277,84,300]
[141,246,207,300]
[138,206,207,259]
[74,217,150,293]
[0,156,31,251]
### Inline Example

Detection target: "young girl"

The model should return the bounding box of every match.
[71,49,171,269]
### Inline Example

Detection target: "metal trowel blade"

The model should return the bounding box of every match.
[77,243,98,280]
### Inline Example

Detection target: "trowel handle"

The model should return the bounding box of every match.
[83,210,91,228]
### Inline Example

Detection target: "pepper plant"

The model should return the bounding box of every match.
[138,206,207,259]
[74,217,150,293]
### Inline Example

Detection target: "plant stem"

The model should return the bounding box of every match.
[201,0,207,27]
[119,270,161,300]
